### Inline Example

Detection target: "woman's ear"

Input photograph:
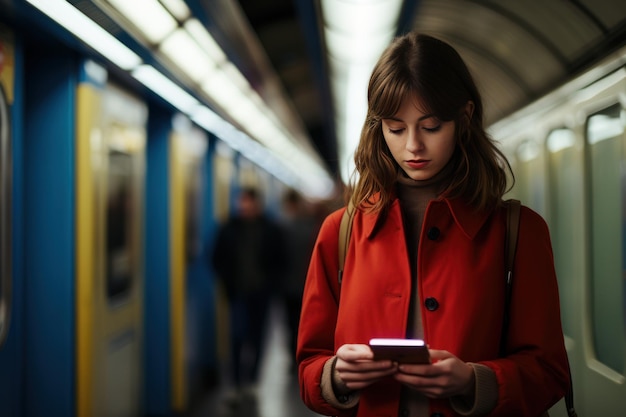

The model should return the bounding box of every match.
[465,101,474,120]
[458,101,474,133]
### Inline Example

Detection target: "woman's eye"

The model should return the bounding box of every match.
[388,128,404,134]
[423,125,442,132]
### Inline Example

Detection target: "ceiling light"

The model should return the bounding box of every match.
[29,0,335,199]
[320,0,403,183]
[25,0,142,70]
[105,0,177,44]
[184,19,227,63]
[159,0,191,21]
[220,62,250,92]
[201,69,247,113]
[321,0,401,34]
[190,106,232,138]
[324,26,395,63]
[160,28,217,83]
[132,65,200,114]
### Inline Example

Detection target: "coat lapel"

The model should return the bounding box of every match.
[361,196,493,241]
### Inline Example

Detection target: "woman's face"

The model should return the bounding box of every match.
[382,95,457,181]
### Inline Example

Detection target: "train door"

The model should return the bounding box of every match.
[546,127,584,341]
[76,62,146,417]
[514,138,548,217]
[545,125,585,417]
[576,69,626,415]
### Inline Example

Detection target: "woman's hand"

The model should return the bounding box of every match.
[393,349,475,399]
[334,344,398,391]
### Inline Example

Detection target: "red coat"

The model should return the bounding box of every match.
[297,197,570,417]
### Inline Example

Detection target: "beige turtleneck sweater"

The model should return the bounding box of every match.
[395,170,447,417]
[395,171,442,342]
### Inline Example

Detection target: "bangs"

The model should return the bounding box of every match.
[368,75,427,120]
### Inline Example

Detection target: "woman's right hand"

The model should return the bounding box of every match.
[334,344,398,391]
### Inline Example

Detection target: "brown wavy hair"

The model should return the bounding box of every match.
[348,32,512,213]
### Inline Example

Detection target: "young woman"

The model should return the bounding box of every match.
[297,32,570,417]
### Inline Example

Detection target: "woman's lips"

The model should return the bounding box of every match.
[406,159,430,169]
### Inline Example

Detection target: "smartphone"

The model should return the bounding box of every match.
[369,338,431,364]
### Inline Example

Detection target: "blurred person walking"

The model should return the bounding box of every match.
[279,189,319,369]
[211,187,286,405]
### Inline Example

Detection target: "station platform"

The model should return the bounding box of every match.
[186,301,323,417]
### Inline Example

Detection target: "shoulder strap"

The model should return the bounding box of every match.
[337,199,356,286]
[501,199,521,356]
[504,199,521,303]
[501,199,577,417]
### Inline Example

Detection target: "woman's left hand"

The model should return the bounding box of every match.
[393,349,475,399]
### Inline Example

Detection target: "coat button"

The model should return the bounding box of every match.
[425,297,439,311]
[427,227,440,240]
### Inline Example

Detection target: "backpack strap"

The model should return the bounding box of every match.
[566,380,577,417]
[500,199,577,417]
[504,199,521,314]
[337,199,356,286]
[501,198,521,355]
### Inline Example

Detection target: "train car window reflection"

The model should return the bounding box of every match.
[106,150,133,299]
[547,128,579,338]
[516,139,540,162]
[547,128,575,152]
[514,139,546,215]
[586,103,625,374]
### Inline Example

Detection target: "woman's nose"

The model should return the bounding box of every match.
[406,129,424,152]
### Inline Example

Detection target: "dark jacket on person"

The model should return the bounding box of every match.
[212,214,286,299]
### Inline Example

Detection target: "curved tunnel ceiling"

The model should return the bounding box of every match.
[232,0,626,181]
[410,0,626,125]
[50,0,626,193]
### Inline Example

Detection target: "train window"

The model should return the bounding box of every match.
[106,150,134,299]
[514,139,547,215]
[0,82,10,347]
[546,128,581,339]
[586,103,625,374]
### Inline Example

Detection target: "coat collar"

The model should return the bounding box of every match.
[361,196,494,241]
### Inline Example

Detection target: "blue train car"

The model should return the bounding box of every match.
[491,46,626,417]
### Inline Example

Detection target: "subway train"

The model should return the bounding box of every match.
[490,44,626,417]
[0,3,313,417]
[0,1,625,417]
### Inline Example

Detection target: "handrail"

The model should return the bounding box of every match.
[0,84,11,348]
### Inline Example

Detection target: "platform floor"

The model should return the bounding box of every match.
[187,301,324,417]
